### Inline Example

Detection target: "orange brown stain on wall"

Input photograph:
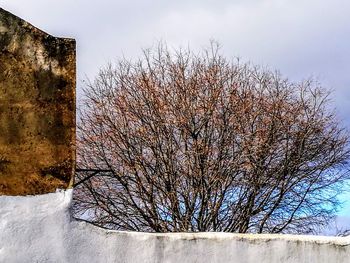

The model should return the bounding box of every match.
[0,8,75,195]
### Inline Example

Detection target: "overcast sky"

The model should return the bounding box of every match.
[2,0,350,229]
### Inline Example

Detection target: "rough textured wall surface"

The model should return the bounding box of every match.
[0,191,349,263]
[0,8,75,195]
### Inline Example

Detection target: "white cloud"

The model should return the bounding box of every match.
[2,0,350,214]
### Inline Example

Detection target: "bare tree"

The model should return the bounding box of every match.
[72,43,350,234]
[337,229,350,237]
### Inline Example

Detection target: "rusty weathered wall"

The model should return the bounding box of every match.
[0,8,75,195]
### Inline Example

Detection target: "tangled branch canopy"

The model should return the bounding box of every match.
[73,44,350,234]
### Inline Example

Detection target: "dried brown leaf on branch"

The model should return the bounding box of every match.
[72,42,350,234]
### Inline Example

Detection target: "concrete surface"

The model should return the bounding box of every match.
[0,8,75,195]
[0,190,349,263]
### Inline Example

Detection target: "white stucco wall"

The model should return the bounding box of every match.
[0,190,349,263]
